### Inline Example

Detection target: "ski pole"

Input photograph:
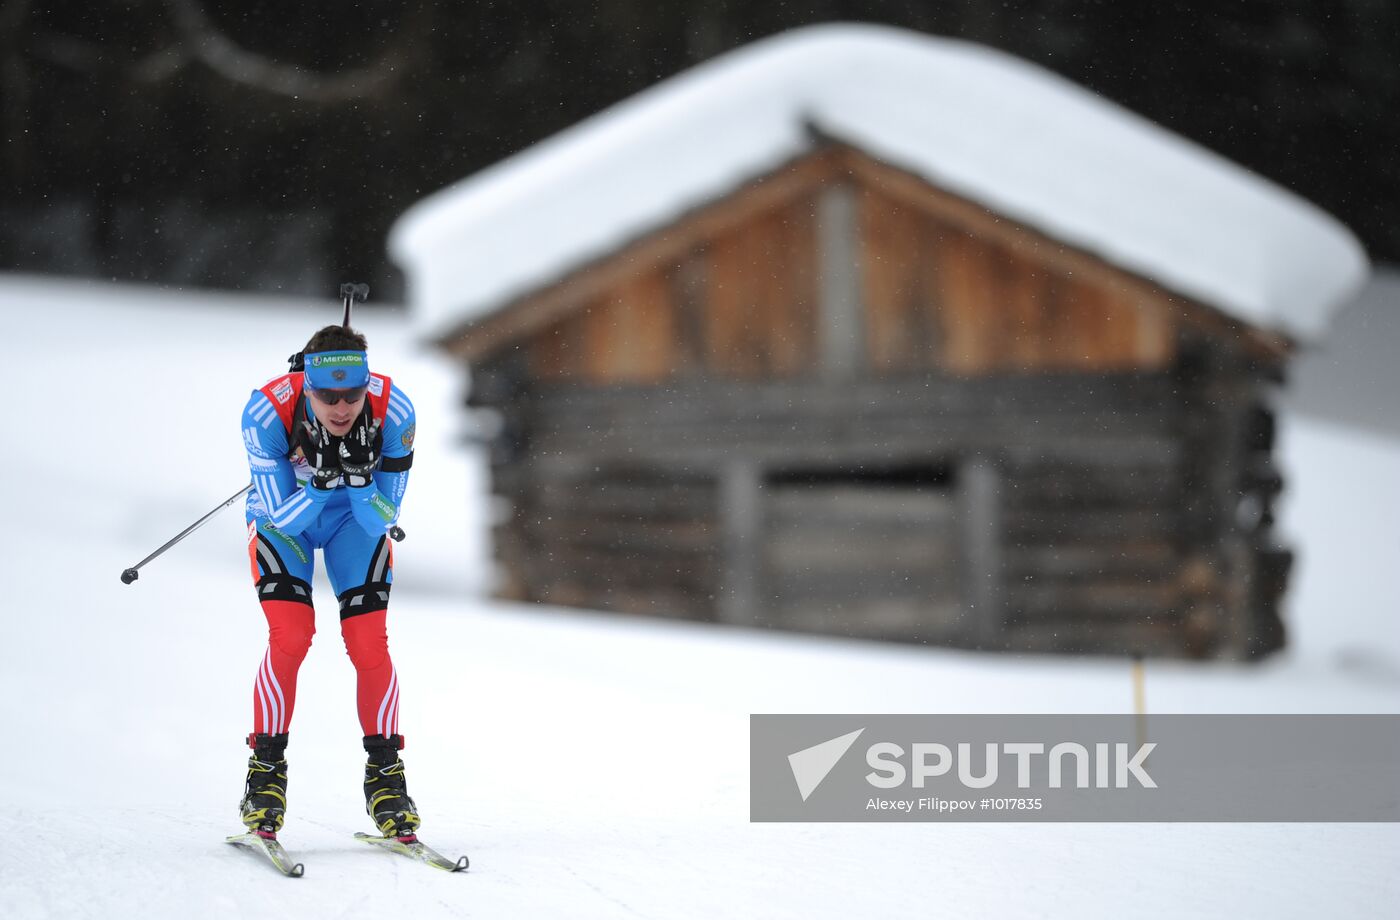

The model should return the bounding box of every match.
[120,484,253,584]
[120,484,406,584]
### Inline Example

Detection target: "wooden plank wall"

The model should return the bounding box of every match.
[484,371,1207,654]
[858,185,1177,375]
[706,202,819,377]
[529,194,819,384]
[524,167,1181,387]
[765,479,963,642]
[529,271,678,384]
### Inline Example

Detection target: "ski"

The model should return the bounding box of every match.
[354,831,469,872]
[226,831,305,877]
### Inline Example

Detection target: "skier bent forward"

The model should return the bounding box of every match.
[238,323,420,838]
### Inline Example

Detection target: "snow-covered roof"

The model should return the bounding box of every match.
[389,23,1369,345]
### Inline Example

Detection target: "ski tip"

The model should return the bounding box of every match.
[289,863,306,878]
[454,855,470,871]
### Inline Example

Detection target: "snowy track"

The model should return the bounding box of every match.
[2,277,1397,918]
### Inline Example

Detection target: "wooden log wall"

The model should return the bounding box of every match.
[512,372,1183,468]
[477,369,1260,655]
[493,461,721,620]
[999,454,1187,655]
[1171,333,1290,658]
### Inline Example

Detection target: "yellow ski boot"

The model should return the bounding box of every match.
[363,734,421,839]
[239,733,290,834]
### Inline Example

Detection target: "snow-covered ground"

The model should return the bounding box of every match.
[1,275,1397,918]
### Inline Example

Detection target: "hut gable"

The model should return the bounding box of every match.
[445,145,1267,385]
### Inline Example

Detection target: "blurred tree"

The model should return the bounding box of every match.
[0,0,1394,297]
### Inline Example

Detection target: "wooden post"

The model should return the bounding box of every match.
[1132,652,1147,750]
[817,182,864,379]
[960,455,1003,649]
[718,458,764,627]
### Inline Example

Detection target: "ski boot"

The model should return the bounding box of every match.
[363,734,421,838]
[239,732,290,834]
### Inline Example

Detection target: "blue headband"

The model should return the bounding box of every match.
[303,350,370,390]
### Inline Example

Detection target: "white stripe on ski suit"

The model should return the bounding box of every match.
[264,648,287,733]
[376,664,398,738]
[254,655,270,732]
[256,648,287,734]
[270,491,313,530]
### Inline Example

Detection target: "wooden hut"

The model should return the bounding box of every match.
[390,25,1367,659]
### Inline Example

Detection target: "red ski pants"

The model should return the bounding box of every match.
[247,516,400,740]
[253,601,400,739]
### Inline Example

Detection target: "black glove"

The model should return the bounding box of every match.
[338,416,381,489]
[300,416,343,491]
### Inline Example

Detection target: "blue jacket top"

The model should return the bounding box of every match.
[242,376,415,538]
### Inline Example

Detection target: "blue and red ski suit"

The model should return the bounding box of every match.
[240,370,416,741]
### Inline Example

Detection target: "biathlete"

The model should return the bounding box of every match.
[237,323,421,838]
